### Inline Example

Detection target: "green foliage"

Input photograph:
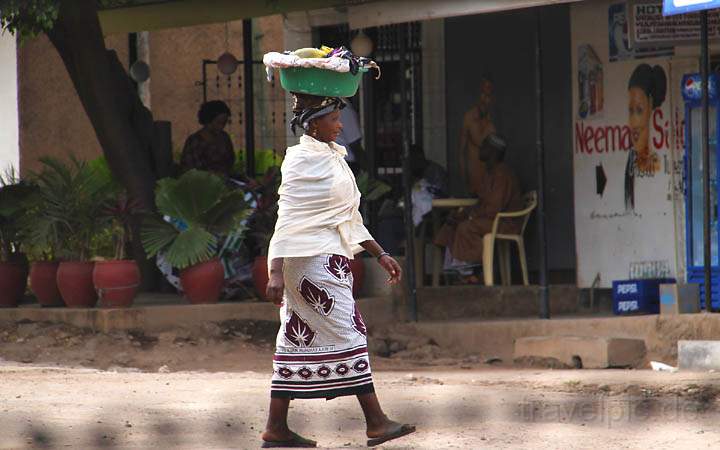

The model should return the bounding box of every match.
[0,0,60,41]
[234,148,283,178]
[356,171,391,202]
[0,167,38,262]
[84,155,143,260]
[25,156,115,261]
[0,0,138,41]
[100,190,144,260]
[141,170,250,270]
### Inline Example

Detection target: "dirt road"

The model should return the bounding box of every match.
[3,363,720,449]
[2,320,720,448]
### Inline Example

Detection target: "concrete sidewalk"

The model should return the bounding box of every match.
[401,312,720,366]
[3,287,718,368]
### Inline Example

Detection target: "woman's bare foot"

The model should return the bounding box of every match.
[366,417,401,438]
[261,429,317,448]
[261,427,293,442]
[357,392,415,445]
[366,417,416,446]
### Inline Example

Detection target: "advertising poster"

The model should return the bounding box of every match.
[578,45,604,119]
[609,2,674,62]
[573,0,687,287]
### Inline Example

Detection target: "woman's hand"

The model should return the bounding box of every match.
[266,272,285,306]
[378,255,402,285]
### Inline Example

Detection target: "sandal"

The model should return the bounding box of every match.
[367,424,416,447]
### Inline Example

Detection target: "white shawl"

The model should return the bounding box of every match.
[267,135,372,265]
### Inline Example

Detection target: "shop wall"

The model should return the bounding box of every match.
[0,32,19,171]
[445,5,576,273]
[570,0,688,288]
[17,17,285,176]
[18,34,128,175]
[149,16,286,160]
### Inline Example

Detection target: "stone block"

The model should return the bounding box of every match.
[678,340,720,370]
[514,335,646,369]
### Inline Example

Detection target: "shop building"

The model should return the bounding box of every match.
[14,0,720,310]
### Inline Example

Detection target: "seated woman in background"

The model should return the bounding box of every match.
[181,100,236,178]
[160,101,255,299]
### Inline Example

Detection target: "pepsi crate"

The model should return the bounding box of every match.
[612,278,676,315]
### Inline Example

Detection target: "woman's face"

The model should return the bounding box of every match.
[208,113,229,133]
[310,110,343,143]
[628,87,652,151]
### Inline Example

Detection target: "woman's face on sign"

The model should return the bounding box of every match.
[628,87,652,152]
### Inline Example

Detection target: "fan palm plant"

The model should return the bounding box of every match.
[141,169,250,270]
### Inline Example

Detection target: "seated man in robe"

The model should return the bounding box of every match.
[434,134,523,283]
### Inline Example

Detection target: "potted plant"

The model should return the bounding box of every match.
[352,171,392,297]
[0,170,35,307]
[21,182,63,307]
[93,191,143,308]
[31,157,113,308]
[247,167,280,300]
[141,169,249,304]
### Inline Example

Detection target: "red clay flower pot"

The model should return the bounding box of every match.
[252,256,269,301]
[0,262,28,308]
[93,260,140,308]
[349,257,365,298]
[180,258,224,304]
[30,261,64,307]
[57,261,98,308]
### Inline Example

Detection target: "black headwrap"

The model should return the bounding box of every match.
[290,95,345,135]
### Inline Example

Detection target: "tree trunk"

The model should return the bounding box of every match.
[47,0,159,289]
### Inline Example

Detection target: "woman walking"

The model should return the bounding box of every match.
[261,93,416,448]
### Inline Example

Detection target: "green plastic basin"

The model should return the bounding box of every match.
[279,66,366,97]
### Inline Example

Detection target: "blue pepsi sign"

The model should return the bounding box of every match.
[681,73,720,102]
[664,0,720,16]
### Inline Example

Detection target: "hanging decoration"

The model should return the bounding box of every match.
[350,30,373,57]
[217,22,239,75]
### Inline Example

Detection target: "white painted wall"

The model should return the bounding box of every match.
[571,0,690,287]
[0,32,19,173]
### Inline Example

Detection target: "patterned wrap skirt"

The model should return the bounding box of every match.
[271,254,374,399]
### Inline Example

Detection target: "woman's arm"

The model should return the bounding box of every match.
[266,258,284,305]
[359,240,402,285]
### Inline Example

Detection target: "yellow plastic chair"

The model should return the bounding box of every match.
[482,191,537,286]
